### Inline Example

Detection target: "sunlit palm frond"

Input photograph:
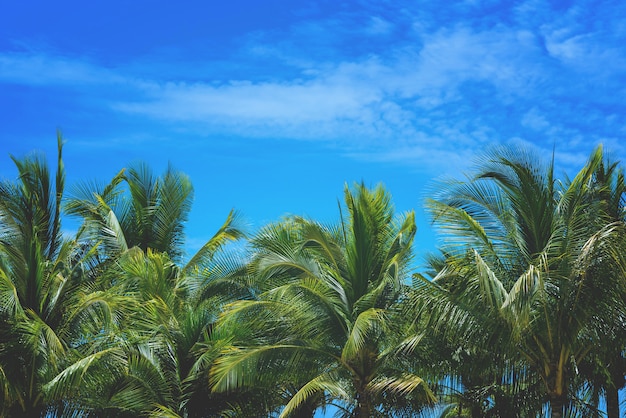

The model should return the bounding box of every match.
[341,308,386,362]
[0,264,24,317]
[43,347,126,401]
[280,372,348,418]
[182,209,245,276]
[368,373,436,401]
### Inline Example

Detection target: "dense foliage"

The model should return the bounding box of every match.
[1,135,625,417]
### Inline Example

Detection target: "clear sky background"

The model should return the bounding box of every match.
[1,0,625,265]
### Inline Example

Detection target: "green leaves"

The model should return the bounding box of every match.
[5,136,626,417]
[43,347,126,402]
[212,183,429,416]
[421,144,626,417]
[66,163,195,263]
[342,308,386,362]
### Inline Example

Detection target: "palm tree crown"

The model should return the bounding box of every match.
[415,145,626,418]
[212,183,434,417]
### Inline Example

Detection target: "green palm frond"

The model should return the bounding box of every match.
[502,264,546,338]
[151,164,193,259]
[43,347,126,401]
[20,309,67,369]
[280,372,348,418]
[100,198,130,254]
[149,404,184,418]
[426,198,505,265]
[0,265,24,317]
[472,250,507,311]
[65,170,128,255]
[182,209,245,276]
[342,308,386,361]
[211,344,328,392]
[368,373,436,401]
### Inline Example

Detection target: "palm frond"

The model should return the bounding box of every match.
[341,308,386,361]
[182,209,245,275]
[368,373,436,401]
[280,372,348,418]
[43,347,126,401]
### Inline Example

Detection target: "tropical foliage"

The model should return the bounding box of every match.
[1,135,625,417]
[412,145,626,418]
[211,184,435,417]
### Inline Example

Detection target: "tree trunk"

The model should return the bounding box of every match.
[8,403,44,418]
[470,403,483,418]
[354,399,373,417]
[605,386,619,418]
[590,385,600,418]
[354,388,373,418]
[550,394,566,418]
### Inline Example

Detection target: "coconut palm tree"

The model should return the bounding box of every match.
[574,155,626,418]
[211,183,435,417]
[56,163,247,416]
[413,253,545,418]
[0,133,131,417]
[65,161,194,263]
[42,217,247,417]
[412,145,626,418]
[91,216,246,417]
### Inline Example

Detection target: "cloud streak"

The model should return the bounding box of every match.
[2,0,625,172]
[0,52,125,86]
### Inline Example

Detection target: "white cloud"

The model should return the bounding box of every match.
[116,75,381,123]
[0,52,124,86]
[544,32,626,77]
[114,26,531,127]
[365,16,394,36]
[2,0,625,173]
[104,19,623,170]
[521,108,550,131]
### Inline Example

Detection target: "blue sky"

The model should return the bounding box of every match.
[1,0,625,261]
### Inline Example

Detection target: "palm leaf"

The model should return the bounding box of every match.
[43,347,126,401]
[280,372,348,418]
[182,209,244,275]
[341,308,385,361]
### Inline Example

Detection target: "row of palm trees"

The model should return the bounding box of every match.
[1,134,625,417]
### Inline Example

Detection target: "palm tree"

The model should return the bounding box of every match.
[211,183,435,417]
[96,216,245,418]
[412,145,626,418]
[65,161,194,262]
[574,155,626,418]
[412,252,545,418]
[0,133,130,417]
[57,163,247,416]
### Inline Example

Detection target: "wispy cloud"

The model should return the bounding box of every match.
[2,0,625,173]
[0,52,124,86]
